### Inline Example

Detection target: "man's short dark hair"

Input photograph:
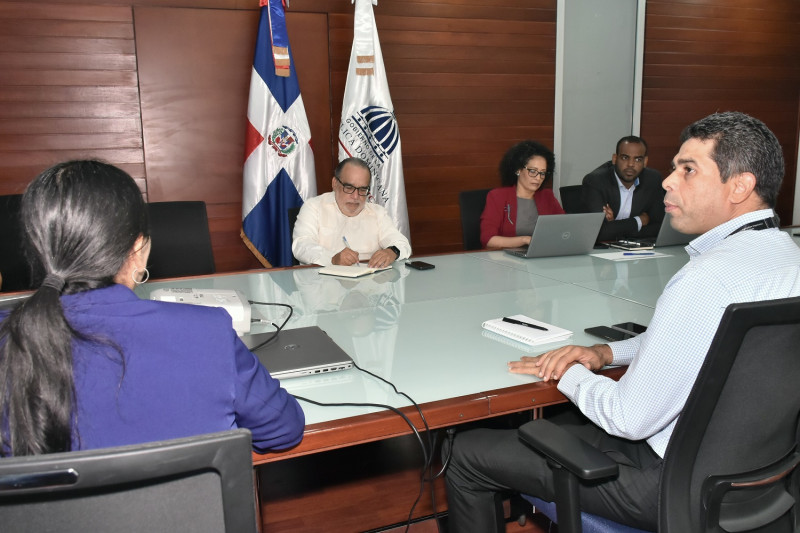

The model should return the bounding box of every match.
[335,157,371,180]
[615,135,648,156]
[680,112,784,208]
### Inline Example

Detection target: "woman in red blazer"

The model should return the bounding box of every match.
[480,140,565,248]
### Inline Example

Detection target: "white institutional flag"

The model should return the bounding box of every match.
[338,0,410,240]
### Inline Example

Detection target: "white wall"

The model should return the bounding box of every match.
[553,0,645,193]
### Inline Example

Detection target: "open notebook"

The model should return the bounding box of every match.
[318,264,392,278]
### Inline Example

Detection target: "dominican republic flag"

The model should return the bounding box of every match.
[338,0,410,240]
[242,0,316,267]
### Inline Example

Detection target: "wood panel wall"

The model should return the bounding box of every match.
[0,3,146,193]
[641,0,800,222]
[326,1,557,253]
[1,0,798,276]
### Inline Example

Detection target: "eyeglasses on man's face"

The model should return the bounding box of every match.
[335,175,370,196]
[522,167,548,179]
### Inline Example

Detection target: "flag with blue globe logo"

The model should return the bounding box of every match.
[338,0,410,240]
[242,0,316,267]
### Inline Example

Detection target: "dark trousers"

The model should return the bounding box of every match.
[443,420,662,532]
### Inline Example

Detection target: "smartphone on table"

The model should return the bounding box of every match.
[612,322,647,335]
[406,260,435,270]
[585,322,647,342]
[584,326,636,342]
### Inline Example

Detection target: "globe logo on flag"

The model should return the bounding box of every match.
[267,126,299,158]
[359,106,399,155]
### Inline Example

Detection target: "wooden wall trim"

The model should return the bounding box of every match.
[1,0,798,278]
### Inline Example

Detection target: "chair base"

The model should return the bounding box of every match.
[520,495,652,533]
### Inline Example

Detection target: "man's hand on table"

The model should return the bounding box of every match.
[508,344,613,381]
[332,247,360,266]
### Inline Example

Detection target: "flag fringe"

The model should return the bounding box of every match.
[240,229,274,268]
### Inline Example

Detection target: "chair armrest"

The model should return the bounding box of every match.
[518,419,618,481]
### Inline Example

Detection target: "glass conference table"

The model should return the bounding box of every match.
[0,247,691,531]
[134,246,691,463]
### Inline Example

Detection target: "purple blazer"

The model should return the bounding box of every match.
[4,284,305,453]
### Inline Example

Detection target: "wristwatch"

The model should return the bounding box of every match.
[387,245,400,259]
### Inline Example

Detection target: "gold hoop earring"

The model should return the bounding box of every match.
[133,267,150,285]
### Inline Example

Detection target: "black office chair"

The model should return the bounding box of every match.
[147,201,216,279]
[559,185,588,214]
[288,205,301,265]
[519,296,800,533]
[0,194,32,292]
[458,188,490,250]
[0,428,257,533]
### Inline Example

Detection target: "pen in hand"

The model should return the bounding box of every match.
[339,236,361,265]
[502,317,548,331]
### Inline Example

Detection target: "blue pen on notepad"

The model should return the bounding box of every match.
[342,236,351,249]
[623,252,655,256]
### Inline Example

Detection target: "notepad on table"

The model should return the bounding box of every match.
[481,314,573,347]
[318,264,393,278]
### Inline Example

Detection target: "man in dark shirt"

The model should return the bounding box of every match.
[582,136,665,243]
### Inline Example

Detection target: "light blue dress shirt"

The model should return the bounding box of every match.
[614,172,641,231]
[558,209,800,457]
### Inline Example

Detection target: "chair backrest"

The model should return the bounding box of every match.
[147,201,215,279]
[0,194,32,292]
[458,188,490,250]
[559,185,588,214]
[0,429,257,533]
[660,296,800,532]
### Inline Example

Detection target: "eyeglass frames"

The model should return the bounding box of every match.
[335,176,370,196]
[522,167,549,179]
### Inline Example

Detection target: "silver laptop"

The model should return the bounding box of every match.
[504,212,605,258]
[606,213,699,249]
[242,326,354,379]
[651,213,699,247]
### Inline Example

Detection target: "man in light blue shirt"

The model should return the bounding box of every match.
[444,112,800,532]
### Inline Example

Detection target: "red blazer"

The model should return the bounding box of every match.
[479,186,565,247]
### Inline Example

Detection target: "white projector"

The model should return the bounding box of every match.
[149,288,251,335]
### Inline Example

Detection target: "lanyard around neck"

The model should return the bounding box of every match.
[726,216,777,238]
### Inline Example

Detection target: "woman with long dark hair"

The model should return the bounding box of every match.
[0,160,304,456]
[479,140,565,248]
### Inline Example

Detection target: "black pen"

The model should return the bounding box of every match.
[502,317,548,331]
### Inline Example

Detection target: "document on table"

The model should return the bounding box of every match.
[591,251,668,261]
